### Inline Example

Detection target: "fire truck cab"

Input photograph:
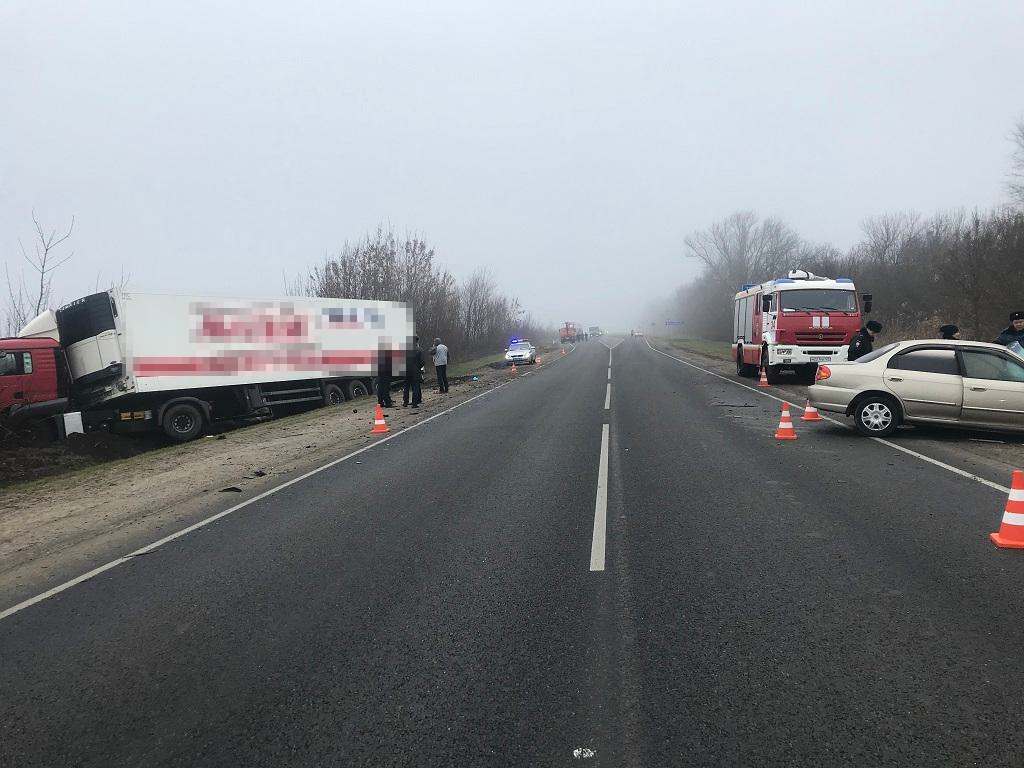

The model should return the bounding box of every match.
[732,270,872,384]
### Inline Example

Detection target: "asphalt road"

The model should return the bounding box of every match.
[4,336,1024,766]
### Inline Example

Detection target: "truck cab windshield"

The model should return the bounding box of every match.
[779,289,857,313]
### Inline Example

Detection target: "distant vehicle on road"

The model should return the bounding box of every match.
[733,270,873,384]
[809,339,1024,437]
[559,322,579,344]
[3,291,414,442]
[504,339,537,365]
[588,326,603,338]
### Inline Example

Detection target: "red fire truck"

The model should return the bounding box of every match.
[732,270,872,384]
[559,322,579,344]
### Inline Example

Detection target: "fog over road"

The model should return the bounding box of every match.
[4,337,1024,767]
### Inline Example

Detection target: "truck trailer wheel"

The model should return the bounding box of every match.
[162,403,204,442]
[346,379,370,400]
[323,383,345,406]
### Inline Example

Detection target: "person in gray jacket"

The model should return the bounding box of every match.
[430,337,449,393]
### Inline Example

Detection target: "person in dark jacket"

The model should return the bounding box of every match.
[939,324,960,340]
[376,345,394,407]
[848,320,883,361]
[994,312,1024,348]
[403,336,424,408]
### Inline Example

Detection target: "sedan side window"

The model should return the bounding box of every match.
[888,349,959,375]
[0,351,18,376]
[962,350,1024,383]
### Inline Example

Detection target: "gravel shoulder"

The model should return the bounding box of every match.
[0,352,568,608]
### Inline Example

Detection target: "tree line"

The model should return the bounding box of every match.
[290,224,551,361]
[646,119,1024,343]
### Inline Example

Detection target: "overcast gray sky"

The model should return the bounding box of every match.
[2,1,1022,330]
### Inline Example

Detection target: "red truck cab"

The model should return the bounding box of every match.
[0,337,71,426]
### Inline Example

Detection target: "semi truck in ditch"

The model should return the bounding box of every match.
[732,270,872,384]
[1,291,415,442]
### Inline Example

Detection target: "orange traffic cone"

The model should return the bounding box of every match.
[536,355,542,365]
[801,399,823,422]
[757,367,770,388]
[560,348,566,356]
[774,403,797,440]
[990,470,1024,548]
[510,362,518,373]
[370,403,389,434]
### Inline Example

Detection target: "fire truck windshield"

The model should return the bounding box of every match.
[779,289,857,313]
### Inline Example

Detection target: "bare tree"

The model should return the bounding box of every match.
[684,211,802,286]
[857,211,922,265]
[1010,117,1024,207]
[94,267,132,294]
[293,223,546,359]
[4,212,75,333]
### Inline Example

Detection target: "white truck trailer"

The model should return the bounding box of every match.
[7,291,415,441]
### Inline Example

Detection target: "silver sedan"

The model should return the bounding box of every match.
[807,339,1024,437]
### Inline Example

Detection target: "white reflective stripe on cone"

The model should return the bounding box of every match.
[1009,489,1024,502]
[1001,511,1024,526]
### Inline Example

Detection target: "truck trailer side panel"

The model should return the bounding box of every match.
[83,293,414,398]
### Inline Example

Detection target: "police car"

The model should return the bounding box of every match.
[504,338,537,365]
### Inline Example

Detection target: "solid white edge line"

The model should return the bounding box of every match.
[643,337,1011,495]
[604,382,611,410]
[2,364,562,623]
[590,423,610,572]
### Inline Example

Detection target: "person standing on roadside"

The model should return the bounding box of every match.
[403,335,424,408]
[376,344,394,408]
[848,320,883,361]
[995,312,1024,349]
[430,337,449,394]
[939,324,960,340]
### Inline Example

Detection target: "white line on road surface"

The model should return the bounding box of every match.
[590,423,611,572]
[607,368,611,381]
[604,383,611,410]
[0,378,534,624]
[644,338,1011,495]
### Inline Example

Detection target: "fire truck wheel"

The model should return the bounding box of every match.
[796,364,818,384]
[162,403,204,442]
[736,348,755,377]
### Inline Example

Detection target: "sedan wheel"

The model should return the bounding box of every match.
[854,397,899,437]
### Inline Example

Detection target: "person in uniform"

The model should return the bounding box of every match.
[994,312,1024,348]
[848,320,883,361]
